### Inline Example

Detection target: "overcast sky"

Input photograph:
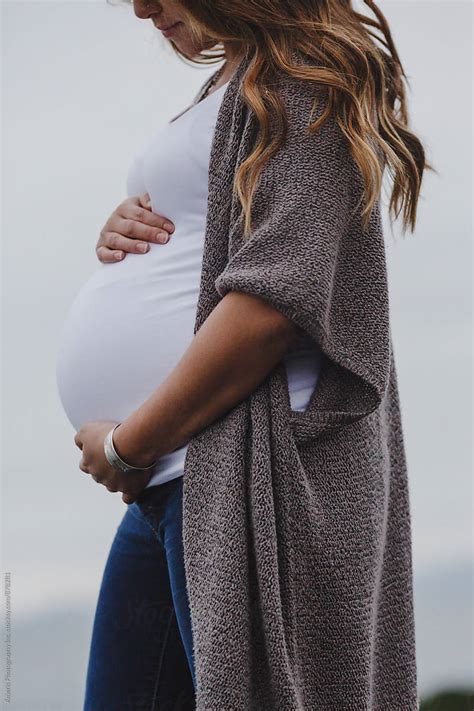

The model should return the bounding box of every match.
[2,0,472,704]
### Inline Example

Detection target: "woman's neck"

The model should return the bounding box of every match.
[219,42,246,85]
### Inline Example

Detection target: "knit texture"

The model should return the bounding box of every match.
[182,49,418,710]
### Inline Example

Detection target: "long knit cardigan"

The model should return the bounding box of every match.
[181,49,419,710]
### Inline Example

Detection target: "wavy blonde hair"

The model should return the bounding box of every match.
[121,0,433,238]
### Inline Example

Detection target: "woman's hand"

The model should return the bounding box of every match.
[96,192,175,263]
[74,421,153,504]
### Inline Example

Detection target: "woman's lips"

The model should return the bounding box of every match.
[159,22,181,38]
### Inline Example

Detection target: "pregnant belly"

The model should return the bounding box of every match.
[56,257,198,432]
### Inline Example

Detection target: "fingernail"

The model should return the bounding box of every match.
[114,251,123,260]
[158,234,169,244]
[164,222,174,233]
[137,243,149,253]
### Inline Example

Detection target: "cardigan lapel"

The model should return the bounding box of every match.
[192,53,251,335]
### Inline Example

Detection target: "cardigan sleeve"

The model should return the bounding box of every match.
[214,79,391,432]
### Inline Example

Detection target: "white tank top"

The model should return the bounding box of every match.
[55,80,322,488]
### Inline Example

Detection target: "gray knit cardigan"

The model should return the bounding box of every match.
[182,49,418,710]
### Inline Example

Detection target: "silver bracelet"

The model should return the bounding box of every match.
[104,424,158,475]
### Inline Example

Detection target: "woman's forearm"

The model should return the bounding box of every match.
[113,290,302,467]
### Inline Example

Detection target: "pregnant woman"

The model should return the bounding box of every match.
[56,0,428,708]
[57,36,317,711]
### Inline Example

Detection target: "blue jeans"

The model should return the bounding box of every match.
[83,476,196,710]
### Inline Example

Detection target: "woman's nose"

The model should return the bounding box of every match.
[132,0,161,20]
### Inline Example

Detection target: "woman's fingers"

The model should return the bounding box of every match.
[118,469,151,505]
[136,193,175,235]
[96,224,170,263]
[118,194,175,241]
[95,233,153,262]
[119,215,172,245]
[138,192,151,209]
[95,245,126,263]
[96,194,175,263]
[95,228,169,263]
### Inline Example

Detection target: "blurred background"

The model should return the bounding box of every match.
[1,0,472,708]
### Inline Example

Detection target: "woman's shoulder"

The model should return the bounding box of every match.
[255,64,349,170]
[271,50,328,95]
[253,56,336,142]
